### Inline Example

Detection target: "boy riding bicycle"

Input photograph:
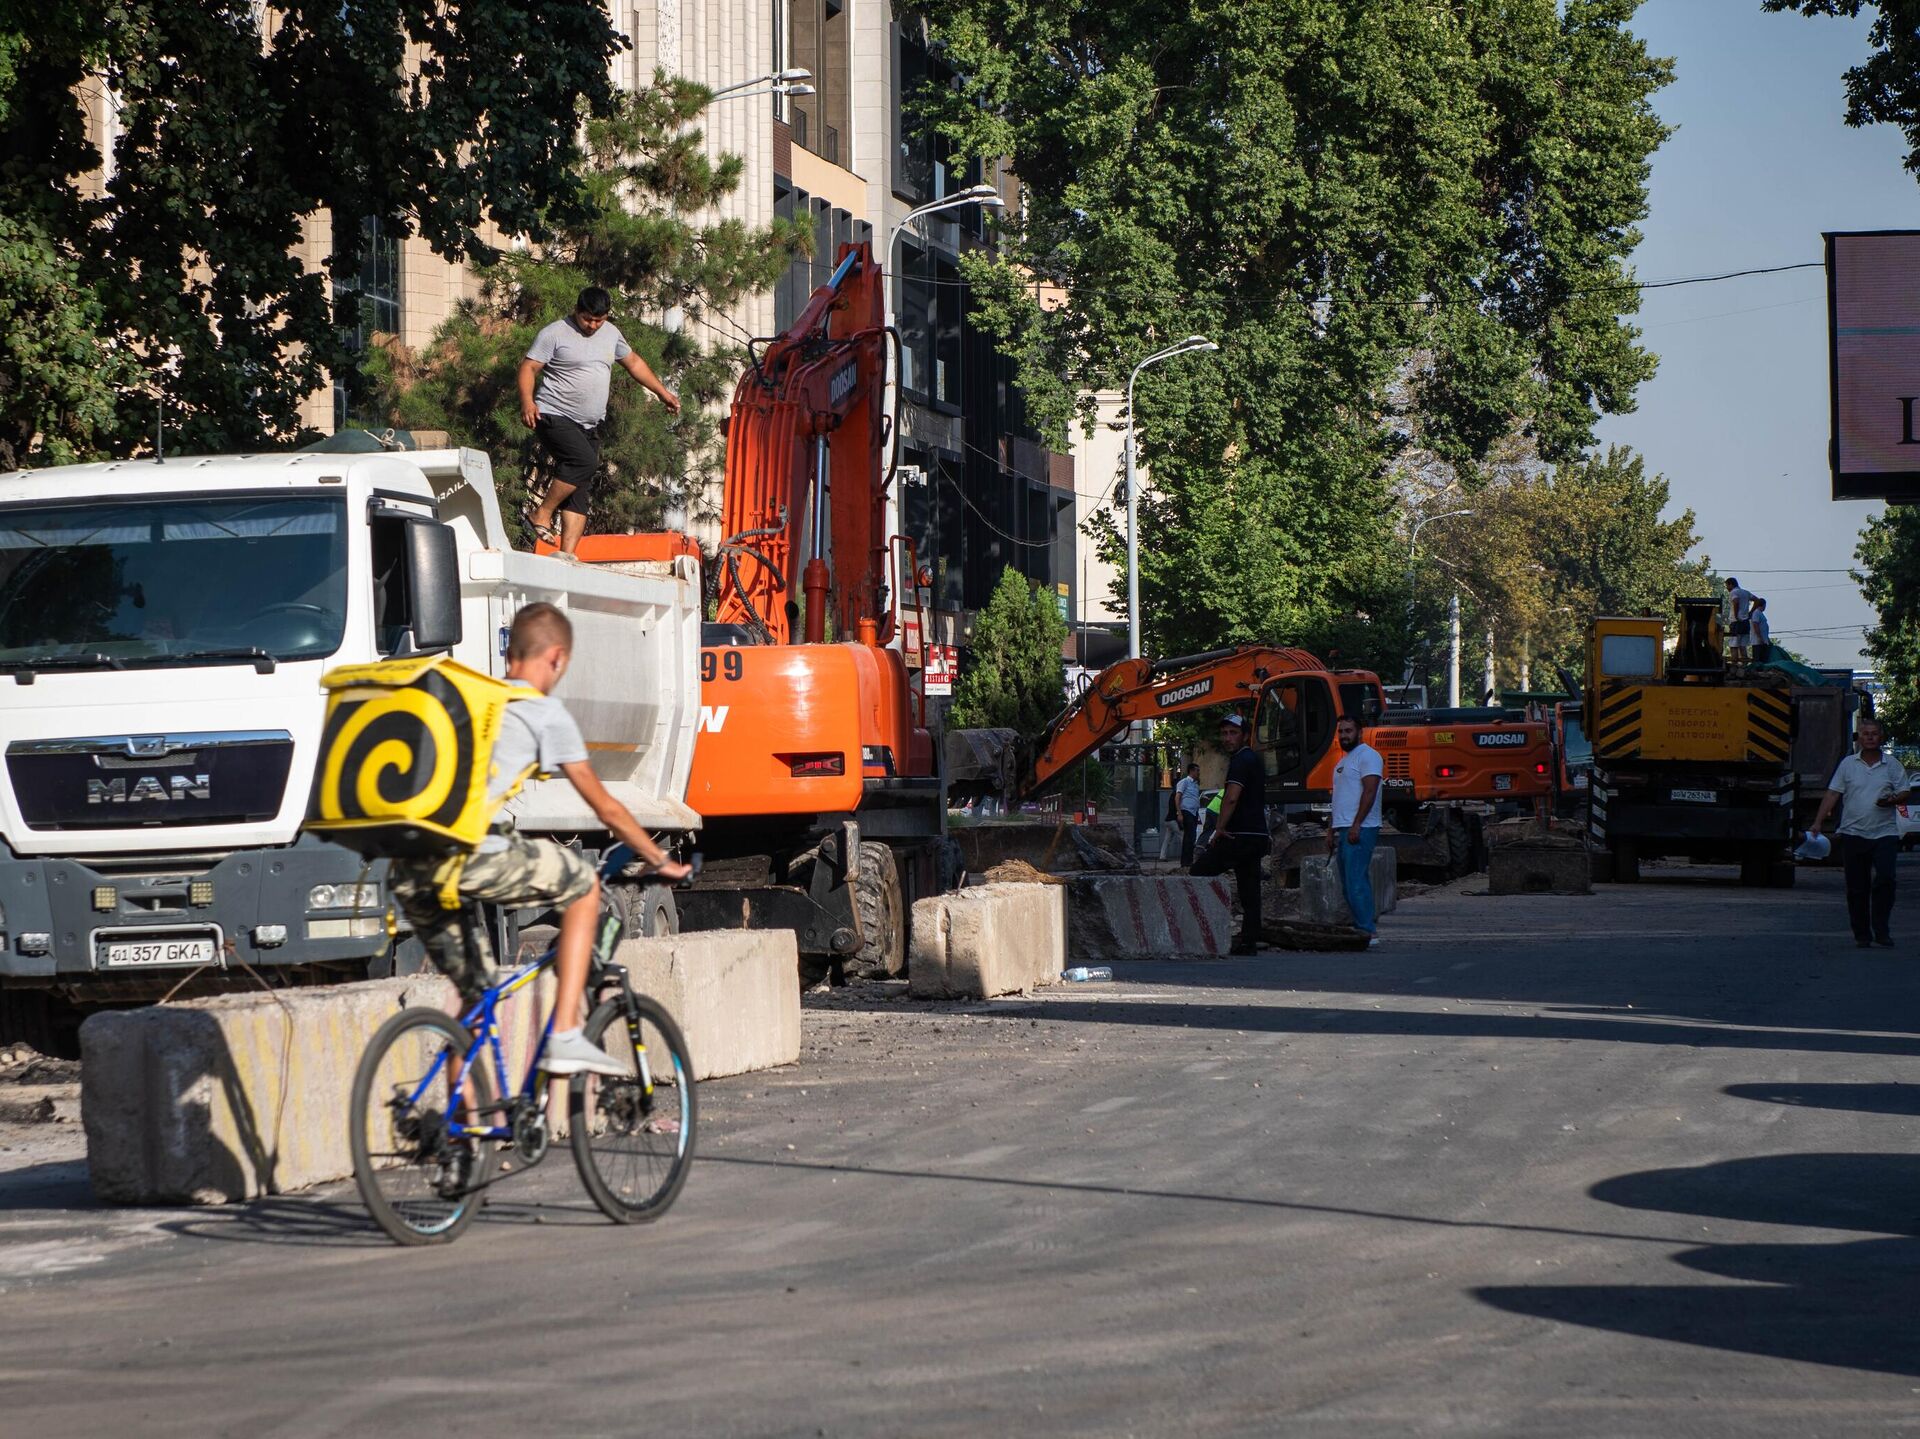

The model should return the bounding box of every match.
[386,602,690,1076]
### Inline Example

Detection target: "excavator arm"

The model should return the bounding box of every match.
[714,243,892,648]
[1024,646,1334,797]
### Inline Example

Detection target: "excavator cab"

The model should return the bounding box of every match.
[1255,674,1338,801]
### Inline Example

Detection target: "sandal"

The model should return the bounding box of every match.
[520,503,559,545]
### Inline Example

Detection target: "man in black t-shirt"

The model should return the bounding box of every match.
[1191,712,1268,954]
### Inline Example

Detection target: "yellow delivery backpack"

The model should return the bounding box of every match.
[307,655,536,859]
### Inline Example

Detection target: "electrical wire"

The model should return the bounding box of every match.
[934,467,1057,549]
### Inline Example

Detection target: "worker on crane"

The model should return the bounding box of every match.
[1191,713,1267,955]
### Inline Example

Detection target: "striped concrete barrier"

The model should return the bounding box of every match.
[1067,875,1235,960]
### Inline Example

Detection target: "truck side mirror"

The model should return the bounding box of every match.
[404,518,462,652]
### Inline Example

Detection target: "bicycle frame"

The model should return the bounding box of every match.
[398,844,642,1142]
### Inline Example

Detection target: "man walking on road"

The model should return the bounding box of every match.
[1192,714,1267,955]
[1328,714,1385,947]
[519,286,680,556]
[1809,715,1912,948]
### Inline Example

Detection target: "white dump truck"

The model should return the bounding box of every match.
[0,446,701,1050]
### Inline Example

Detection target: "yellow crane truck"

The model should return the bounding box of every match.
[1586,598,1796,886]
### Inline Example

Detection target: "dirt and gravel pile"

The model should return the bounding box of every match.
[979,860,1066,886]
[0,1044,80,1125]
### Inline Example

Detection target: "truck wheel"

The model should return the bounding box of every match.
[1740,849,1772,888]
[1611,841,1641,884]
[850,841,906,979]
[614,882,678,939]
[1770,860,1797,889]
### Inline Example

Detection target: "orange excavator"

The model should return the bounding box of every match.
[663,242,943,980]
[1020,647,1551,842]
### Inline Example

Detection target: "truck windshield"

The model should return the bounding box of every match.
[0,494,348,668]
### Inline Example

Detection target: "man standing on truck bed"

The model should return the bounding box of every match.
[1192,714,1267,955]
[1808,715,1912,949]
[519,286,680,556]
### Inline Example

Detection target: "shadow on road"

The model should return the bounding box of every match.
[1478,1153,1920,1378]
[1724,1081,1920,1117]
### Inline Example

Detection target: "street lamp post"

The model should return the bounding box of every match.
[1405,507,1470,703]
[881,183,1005,622]
[1125,336,1219,660]
[707,68,814,101]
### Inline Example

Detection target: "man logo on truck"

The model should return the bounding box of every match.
[87,774,212,803]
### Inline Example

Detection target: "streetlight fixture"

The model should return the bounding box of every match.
[709,67,814,100]
[1405,507,1472,704]
[881,184,1007,612]
[1125,335,1218,660]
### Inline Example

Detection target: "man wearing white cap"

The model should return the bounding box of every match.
[1191,712,1268,955]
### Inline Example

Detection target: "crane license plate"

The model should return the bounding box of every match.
[1492,774,1513,791]
[1670,788,1717,804]
[99,934,218,968]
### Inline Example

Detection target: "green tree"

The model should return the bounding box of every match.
[950,566,1070,737]
[1764,2,1920,177]
[366,79,808,539]
[1855,505,1920,735]
[909,0,1669,661]
[0,0,626,465]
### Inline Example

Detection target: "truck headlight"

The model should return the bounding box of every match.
[17,933,51,956]
[254,924,289,947]
[308,883,382,911]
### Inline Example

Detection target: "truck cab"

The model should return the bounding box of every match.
[0,448,700,1050]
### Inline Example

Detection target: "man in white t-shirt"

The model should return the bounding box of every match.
[1326,715,1385,945]
[1809,715,1912,948]
[1725,576,1754,661]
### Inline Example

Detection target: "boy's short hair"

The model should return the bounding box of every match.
[576,286,613,317]
[508,602,573,660]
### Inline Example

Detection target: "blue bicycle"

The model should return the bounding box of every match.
[348,845,697,1246]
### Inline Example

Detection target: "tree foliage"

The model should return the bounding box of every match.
[909,0,1669,661]
[949,565,1070,737]
[0,0,626,465]
[1764,1,1920,179]
[366,79,808,540]
[1417,443,1709,692]
[1854,505,1920,736]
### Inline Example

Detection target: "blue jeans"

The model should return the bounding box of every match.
[1337,828,1379,934]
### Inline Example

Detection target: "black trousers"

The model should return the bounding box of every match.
[1841,833,1899,942]
[1192,832,1264,945]
[1180,813,1199,868]
[535,414,602,515]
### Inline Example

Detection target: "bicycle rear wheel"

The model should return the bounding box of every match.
[570,994,697,1223]
[350,1007,496,1246]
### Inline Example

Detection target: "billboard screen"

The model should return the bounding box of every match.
[1828,230,1920,500]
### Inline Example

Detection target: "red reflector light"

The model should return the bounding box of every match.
[1534,762,1548,775]
[784,753,847,777]
[1436,765,1461,779]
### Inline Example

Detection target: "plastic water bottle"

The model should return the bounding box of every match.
[1062,966,1113,983]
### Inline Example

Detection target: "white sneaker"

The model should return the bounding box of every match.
[541,1030,628,1077]
[1366,935,1379,949]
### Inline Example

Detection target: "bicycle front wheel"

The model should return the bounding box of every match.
[350,1007,496,1246]
[570,994,697,1223]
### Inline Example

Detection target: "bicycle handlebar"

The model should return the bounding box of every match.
[597,844,700,886]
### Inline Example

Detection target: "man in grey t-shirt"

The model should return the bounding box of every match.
[1809,715,1913,947]
[519,286,679,557]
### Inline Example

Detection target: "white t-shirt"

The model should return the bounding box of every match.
[1175,775,1202,816]
[1331,742,1385,829]
[1827,752,1908,840]
[1750,611,1770,644]
[1728,586,1753,623]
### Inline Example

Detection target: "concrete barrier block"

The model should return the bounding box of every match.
[613,929,800,1081]
[1299,846,1399,926]
[1068,875,1235,960]
[81,974,451,1205]
[1489,845,1593,896]
[910,883,1066,999]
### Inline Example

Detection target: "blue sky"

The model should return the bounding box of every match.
[1595,0,1920,670]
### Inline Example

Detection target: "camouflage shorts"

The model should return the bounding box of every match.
[388,834,596,1001]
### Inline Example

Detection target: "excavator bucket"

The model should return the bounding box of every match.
[944,727,1022,806]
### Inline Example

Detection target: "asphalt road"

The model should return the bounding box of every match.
[1,860,1917,1437]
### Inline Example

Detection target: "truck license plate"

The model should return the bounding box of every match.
[1492,774,1512,791]
[99,936,218,968]
[1671,788,1716,804]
